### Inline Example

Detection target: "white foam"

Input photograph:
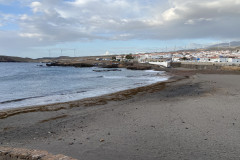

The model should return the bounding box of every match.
[145,70,163,73]
[103,76,126,79]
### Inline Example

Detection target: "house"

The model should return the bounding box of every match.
[116,55,124,61]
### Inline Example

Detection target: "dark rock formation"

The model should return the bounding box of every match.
[46,62,94,67]
[0,147,77,160]
[93,69,121,72]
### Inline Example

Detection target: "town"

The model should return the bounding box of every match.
[110,48,240,68]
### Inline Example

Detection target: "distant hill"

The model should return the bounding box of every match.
[0,55,36,62]
[208,41,240,48]
[0,55,114,63]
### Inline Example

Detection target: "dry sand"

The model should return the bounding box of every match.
[1,72,240,160]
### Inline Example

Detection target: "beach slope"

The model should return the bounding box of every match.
[1,73,240,160]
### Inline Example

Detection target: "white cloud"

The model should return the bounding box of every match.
[1,0,240,57]
[30,1,42,13]
[22,0,240,41]
[162,8,180,21]
[68,0,96,6]
[19,33,42,38]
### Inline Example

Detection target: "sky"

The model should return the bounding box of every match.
[0,0,240,58]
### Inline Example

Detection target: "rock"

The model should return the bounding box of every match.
[0,147,77,160]
[100,139,105,142]
[93,69,121,72]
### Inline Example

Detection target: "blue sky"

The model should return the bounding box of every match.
[0,0,239,58]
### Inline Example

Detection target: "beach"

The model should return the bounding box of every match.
[1,71,240,159]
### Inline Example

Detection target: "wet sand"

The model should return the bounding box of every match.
[1,72,240,159]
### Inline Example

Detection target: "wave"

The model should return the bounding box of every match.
[0,96,44,104]
[78,75,104,79]
[145,70,162,73]
[0,90,88,105]
[103,76,126,79]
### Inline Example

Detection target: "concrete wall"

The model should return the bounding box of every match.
[171,62,240,70]
[149,62,170,67]
[0,147,77,160]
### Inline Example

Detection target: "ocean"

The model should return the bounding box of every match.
[0,63,169,110]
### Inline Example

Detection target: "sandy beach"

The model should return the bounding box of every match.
[1,71,240,159]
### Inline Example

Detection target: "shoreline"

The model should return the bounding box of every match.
[0,74,185,119]
[0,63,167,114]
[1,68,240,159]
[2,67,239,119]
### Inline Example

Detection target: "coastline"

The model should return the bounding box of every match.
[1,69,240,159]
[0,63,168,113]
[0,73,183,119]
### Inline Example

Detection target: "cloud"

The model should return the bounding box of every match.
[30,1,42,13]
[1,0,240,57]
[156,0,240,39]
[18,0,240,40]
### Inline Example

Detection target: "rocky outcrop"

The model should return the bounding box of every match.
[0,147,77,160]
[93,69,121,72]
[119,62,157,70]
[46,62,94,67]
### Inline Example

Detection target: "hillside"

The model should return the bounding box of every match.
[0,55,36,62]
[208,41,240,49]
[0,55,114,63]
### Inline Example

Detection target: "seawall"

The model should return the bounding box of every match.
[171,62,240,70]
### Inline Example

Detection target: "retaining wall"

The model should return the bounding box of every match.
[171,62,240,70]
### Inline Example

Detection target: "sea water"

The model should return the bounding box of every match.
[0,63,169,110]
